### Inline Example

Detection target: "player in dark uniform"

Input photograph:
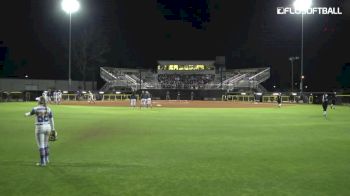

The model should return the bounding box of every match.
[277,93,282,108]
[330,93,336,109]
[130,92,137,108]
[322,93,329,118]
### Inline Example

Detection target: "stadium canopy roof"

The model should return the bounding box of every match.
[157,60,215,66]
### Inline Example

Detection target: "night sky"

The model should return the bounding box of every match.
[1,0,350,91]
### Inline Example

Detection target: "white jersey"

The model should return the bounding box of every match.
[57,92,62,99]
[29,105,54,126]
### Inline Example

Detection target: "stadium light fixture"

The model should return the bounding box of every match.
[61,0,80,91]
[255,93,262,96]
[115,91,121,94]
[294,0,312,12]
[273,93,279,96]
[293,0,312,95]
[292,93,297,96]
[61,0,80,14]
[99,91,104,94]
[82,91,87,94]
[241,92,246,95]
[63,91,68,94]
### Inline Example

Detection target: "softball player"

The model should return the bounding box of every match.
[322,93,329,118]
[25,96,55,166]
[57,90,62,104]
[277,93,282,108]
[140,91,146,108]
[53,91,58,104]
[42,91,48,103]
[130,92,137,108]
[330,93,336,109]
[88,91,95,104]
[146,91,152,108]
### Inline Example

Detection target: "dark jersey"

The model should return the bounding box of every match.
[277,95,281,103]
[322,94,328,103]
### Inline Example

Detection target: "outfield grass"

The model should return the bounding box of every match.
[0,102,350,196]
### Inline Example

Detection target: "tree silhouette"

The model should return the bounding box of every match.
[337,63,350,89]
[72,26,110,89]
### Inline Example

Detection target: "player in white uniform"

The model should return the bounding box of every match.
[53,91,57,104]
[88,91,95,104]
[47,90,52,104]
[146,91,152,108]
[57,90,62,104]
[140,91,146,108]
[42,91,48,103]
[25,96,55,166]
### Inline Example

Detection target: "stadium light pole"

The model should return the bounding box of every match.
[61,0,80,91]
[294,0,312,95]
[288,56,299,93]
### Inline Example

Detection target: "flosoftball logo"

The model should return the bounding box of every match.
[277,7,342,15]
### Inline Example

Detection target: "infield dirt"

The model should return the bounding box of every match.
[62,100,286,108]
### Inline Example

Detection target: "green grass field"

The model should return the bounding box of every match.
[1,102,350,196]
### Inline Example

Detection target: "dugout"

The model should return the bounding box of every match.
[136,89,225,100]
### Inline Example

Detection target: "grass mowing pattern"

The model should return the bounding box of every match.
[0,102,350,195]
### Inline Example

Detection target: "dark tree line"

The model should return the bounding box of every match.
[72,26,110,89]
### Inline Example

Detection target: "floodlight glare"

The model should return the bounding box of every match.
[293,0,312,12]
[61,0,80,14]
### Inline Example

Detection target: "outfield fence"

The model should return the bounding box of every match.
[61,94,137,101]
[221,93,350,105]
[335,94,350,105]
[1,90,350,105]
[262,96,290,103]
[101,94,135,101]
[222,95,255,102]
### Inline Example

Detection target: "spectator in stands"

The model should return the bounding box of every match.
[177,91,181,101]
[157,74,215,89]
[190,91,194,101]
[166,91,170,100]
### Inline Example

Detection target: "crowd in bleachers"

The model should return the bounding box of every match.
[158,74,215,89]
